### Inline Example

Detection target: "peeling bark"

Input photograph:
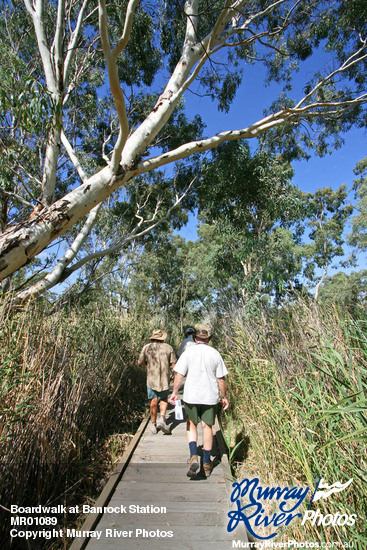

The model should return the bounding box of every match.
[0,166,114,280]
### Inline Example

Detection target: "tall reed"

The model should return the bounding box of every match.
[218,302,367,548]
[0,297,148,548]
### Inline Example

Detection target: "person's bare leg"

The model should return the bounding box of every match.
[150,397,158,423]
[157,398,170,433]
[159,398,168,417]
[187,418,198,444]
[201,420,213,451]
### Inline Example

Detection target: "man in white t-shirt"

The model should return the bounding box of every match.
[169,328,229,478]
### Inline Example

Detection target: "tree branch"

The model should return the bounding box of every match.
[5,163,43,206]
[112,0,140,59]
[116,0,206,167]
[0,188,34,209]
[122,0,291,150]
[51,0,65,92]
[13,173,195,299]
[63,0,90,87]
[208,0,288,48]
[184,0,199,48]
[61,131,88,183]
[98,0,129,170]
[135,95,367,176]
[24,0,65,208]
[60,177,196,281]
[208,0,235,50]
[64,39,99,104]
[295,44,367,109]
[24,0,57,92]
[314,261,328,302]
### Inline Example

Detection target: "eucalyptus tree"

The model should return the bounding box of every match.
[122,232,203,330]
[318,270,367,310]
[1,0,367,300]
[302,185,354,301]
[348,156,367,252]
[196,141,306,303]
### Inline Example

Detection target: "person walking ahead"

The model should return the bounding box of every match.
[138,329,176,434]
[169,328,229,477]
[176,326,196,358]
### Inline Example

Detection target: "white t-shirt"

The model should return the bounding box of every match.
[174,342,228,405]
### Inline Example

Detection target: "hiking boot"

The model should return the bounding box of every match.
[157,416,170,434]
[150,422,158,435]
[203,460,213,478]
[187,455,199,478]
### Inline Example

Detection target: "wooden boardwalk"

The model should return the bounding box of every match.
[70,405,248,550]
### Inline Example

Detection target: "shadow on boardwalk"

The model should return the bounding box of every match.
[70,405,249,550]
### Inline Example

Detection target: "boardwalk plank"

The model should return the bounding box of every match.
[112,483,228,500]
[121,471,226,483]
[92,501,230,514]
[90,511,224,526]
[71,406,248,550]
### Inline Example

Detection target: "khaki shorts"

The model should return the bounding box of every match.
[184,402,216,426]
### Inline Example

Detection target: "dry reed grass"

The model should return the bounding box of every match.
[0,297,147,548]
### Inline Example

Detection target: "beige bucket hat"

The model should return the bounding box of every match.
[149,329,168,341]
[195,328,212,340]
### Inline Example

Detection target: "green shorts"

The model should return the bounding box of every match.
[184,402,217,426]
